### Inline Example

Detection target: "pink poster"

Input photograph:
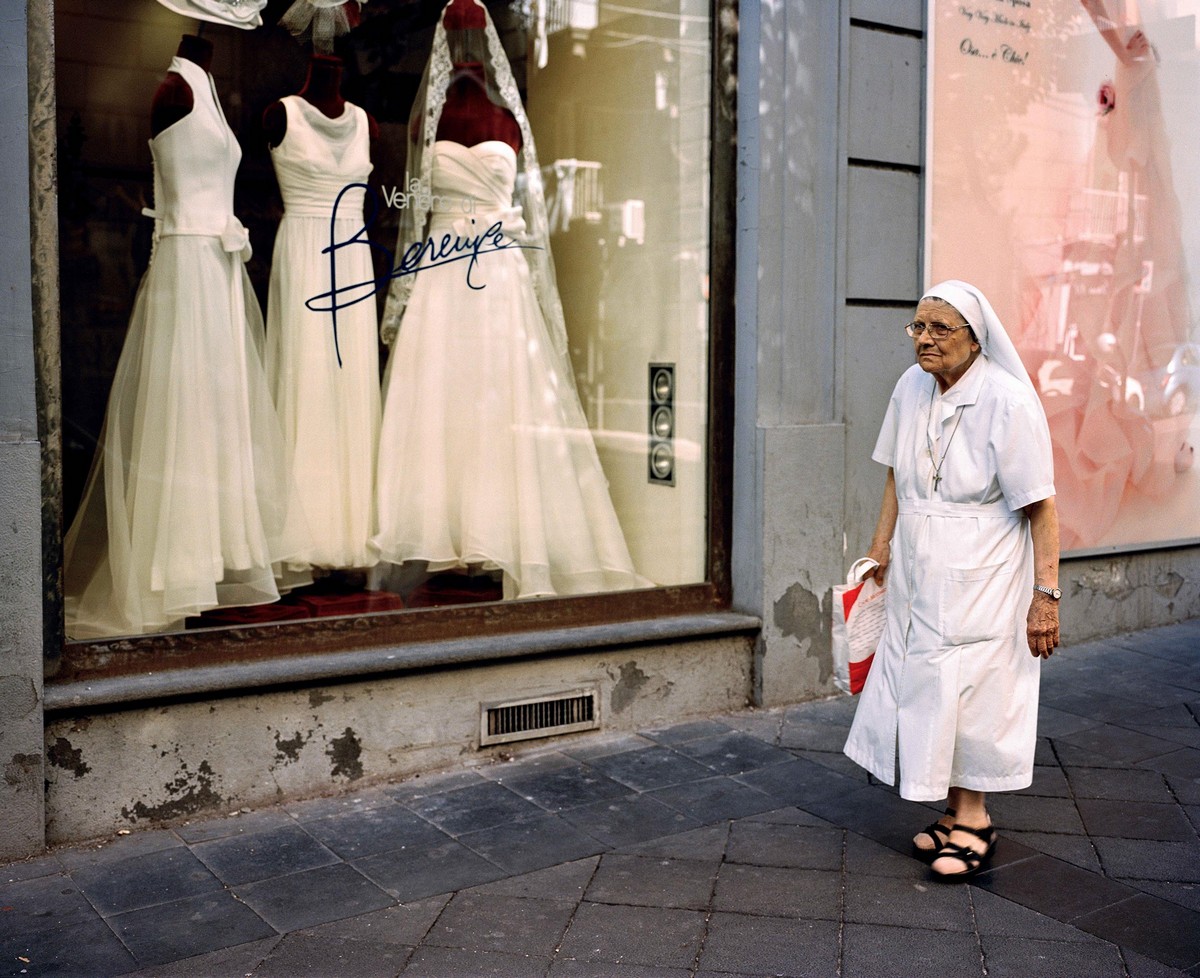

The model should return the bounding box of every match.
[927,0,1200,552]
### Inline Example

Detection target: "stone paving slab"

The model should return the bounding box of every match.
[585,853,720,911]
[1,619,1198,977]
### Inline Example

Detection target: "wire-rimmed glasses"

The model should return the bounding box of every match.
[904,321,970,341]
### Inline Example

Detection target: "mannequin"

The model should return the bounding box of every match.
[151,34,212,137]
[437,62,522,151]
[372,0,648,601]
[263,53,379,145]
[65,29,313,638]
[262,48,382,571]
[432,0,522,151]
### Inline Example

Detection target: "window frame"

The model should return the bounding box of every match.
[34,0,739,682]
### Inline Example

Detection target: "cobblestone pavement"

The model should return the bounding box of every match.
[3,620,1199,977]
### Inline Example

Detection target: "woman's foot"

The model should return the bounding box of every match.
[912,808,956,862]
[930,821,996,881]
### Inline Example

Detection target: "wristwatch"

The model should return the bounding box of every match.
[1033,584,1062,600]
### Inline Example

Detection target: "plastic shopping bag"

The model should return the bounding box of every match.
[831,557,886,695]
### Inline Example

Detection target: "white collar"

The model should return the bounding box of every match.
[929,354,986,429]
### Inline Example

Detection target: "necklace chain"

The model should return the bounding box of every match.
[926,380,965,492]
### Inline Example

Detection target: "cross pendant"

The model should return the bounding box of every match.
[933,473,942,491]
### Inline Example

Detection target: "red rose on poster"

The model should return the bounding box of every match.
[1098,80,1116,115]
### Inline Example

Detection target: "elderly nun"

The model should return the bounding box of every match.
[843,280,1061,880]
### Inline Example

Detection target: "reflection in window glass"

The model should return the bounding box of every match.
[927,0,1200,553]
[55,0,711,639]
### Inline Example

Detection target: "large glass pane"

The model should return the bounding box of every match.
[55,0,711,640]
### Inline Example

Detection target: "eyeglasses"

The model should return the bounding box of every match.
[905,321,970,341]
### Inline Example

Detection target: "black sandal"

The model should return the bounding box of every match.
[912,808,956,863]
[930,822,997,881]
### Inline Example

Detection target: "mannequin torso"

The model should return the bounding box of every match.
[151,34,212,137]
[434,0,521,151]
[263,54,379,148]
[436,62,522,152]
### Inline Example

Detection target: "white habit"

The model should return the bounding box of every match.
[843,355,1055,800]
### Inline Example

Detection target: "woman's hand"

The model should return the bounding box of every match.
[1126,29,1153,62]
[1082,0,1132,60]
[1027,592,1060,658]
[866,540,890,586]
[1024,496,1061,657]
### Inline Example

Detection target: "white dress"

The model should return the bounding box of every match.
[374,139,645,599]
[266,96,380,569]
[843,357,1055,801]
[63,56,311,639]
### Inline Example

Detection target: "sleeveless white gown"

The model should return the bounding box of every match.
[374,140,646,599]
[63,57,311,639]
[266,96,381,570]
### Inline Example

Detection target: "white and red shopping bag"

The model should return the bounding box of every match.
[831,557,887,695]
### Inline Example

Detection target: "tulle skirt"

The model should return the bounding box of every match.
[64,234,311,639]
[266,214,381,570]
[374,241,647,599]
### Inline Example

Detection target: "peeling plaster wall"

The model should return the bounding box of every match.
[0,0,46,861]
[757,424,845,707]
[43,636,753,844]
[1058,552,1200,642]
[733,0,846,708]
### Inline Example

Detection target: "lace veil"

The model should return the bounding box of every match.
[379,0,573,391]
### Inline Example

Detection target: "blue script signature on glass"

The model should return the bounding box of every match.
[305,183,537,367]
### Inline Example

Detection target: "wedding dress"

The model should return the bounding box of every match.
[63,56,310,639]
[266,95,380,570]
[374,138,646,598]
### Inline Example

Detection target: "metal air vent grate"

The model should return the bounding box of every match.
[480,689,600,747]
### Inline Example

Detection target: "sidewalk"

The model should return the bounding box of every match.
[3,620,1199,978]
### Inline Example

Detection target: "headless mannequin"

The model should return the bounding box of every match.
[263,53,379,148]
[434,0,522,152]
[151,34,212,138]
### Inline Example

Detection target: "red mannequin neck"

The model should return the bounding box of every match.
[299,54,345,117]
[151,34,212,136]
[436,63,521,152]
[176,34,213,71]
[443,0,485,30]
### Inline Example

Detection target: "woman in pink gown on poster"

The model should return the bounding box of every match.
[1082,0,1189,371]
[1047,0,1194,549]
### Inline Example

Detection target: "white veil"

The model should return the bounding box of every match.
[922,279,1048,423]
[380,0,573,390]
[279,0,356,53]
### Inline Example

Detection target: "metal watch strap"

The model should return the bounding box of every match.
[1033,584,1061,600]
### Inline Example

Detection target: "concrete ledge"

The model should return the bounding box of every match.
[44,612,763,714]
[45,624,759,841]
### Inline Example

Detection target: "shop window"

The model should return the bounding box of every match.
[50,0,732,659]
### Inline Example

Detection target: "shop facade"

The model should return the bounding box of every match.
[1,0,1198,859]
